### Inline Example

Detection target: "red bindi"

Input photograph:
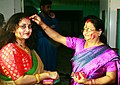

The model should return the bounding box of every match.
[86,19,91,23]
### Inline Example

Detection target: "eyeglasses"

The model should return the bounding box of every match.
[19,24,32,29]
[82,27,96,32]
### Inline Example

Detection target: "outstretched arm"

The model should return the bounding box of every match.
[15,71,59,85]
[30,14,67,46]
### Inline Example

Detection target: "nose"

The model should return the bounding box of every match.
[25,26,30,32]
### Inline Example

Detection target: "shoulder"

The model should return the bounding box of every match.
[0,43,16,54]
[1,43,15,50]
[104,46,118,57]
[100,46,118,61]
[66,37,85,48]
[66,37,85,43]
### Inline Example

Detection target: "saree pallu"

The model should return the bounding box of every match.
[71,45,120,85]
[0,43,44,85]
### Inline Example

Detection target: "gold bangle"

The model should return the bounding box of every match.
[35,74,40,83]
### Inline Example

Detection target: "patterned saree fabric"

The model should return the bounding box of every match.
[66,37,120,85]
[0,43,32,80]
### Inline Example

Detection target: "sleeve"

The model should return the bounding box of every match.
[0,43,25,80]
[66,37,84,49]
[105,61,117,72]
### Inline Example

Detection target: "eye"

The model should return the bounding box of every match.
[28,24,32,29]
[19,25,26,29]
[87,28,92,32]
[19,24,32,29]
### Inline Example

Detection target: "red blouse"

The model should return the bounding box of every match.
[0,43,32,80]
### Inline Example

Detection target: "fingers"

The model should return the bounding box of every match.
[29,14,41,25]
[75,72,81,80]
[73,72,87,84]
[29,14,37,19]
[49,72,58,79]
[74,72,86,80]
[29,14,39,21]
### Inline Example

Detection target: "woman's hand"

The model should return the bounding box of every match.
[29,14,42,25]
[73,72,87,84]
[48,71,59,80]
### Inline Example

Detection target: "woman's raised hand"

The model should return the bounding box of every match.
[29,14,42,25]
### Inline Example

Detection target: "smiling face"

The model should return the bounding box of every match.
[15,18,32,40]
[83,21,101,41]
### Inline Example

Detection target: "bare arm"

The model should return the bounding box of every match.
[15,71,59,85]
[30,14,67,46]
[14,73,49,85]
[73,71,116,84]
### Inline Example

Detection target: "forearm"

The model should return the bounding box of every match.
[15,73,49,85]
[39,21,66,46]
[84,75,116,84]
[15,75,37,85]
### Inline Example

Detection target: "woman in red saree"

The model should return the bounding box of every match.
[0,12,59,85]
[30,14,120,85]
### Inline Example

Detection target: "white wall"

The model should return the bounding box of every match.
[0,0,14,21]
[0,0,24,21]
[109,0,120,48]
[100,0,120,48]
[100,0,109,39]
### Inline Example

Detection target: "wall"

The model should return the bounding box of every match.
[100,0,109,39]
[0,0,14,21]
[52,1,100,17]
[100,0,120,48]
[109,0,120,48]
[0,0,24,21]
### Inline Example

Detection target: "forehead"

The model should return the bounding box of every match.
[84,21,95,28]
[19,18,31,25]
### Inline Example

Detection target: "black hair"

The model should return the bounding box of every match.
[83,15,107,44]
[0,12,37,49]
[0,13,5,27]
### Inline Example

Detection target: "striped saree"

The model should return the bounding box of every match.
[71,45,120,85]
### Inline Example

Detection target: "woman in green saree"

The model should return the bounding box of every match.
[0,12,59,85]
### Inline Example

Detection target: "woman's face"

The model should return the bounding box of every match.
[83,21,101,41]
[15,18,32,39]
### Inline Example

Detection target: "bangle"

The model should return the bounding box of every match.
[35,74,40,83]
[92,79,95,84]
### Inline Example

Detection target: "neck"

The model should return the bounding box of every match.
[84,38,103,48]
[16,38,26,49]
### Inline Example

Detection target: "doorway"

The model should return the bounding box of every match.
[116,9,120,55]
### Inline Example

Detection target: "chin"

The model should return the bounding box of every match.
[24,36,30,39]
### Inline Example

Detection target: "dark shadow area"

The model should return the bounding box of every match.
[51,10,83,85]
[24,6,38,16]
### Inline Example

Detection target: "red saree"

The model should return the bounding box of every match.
[0,43,44,85]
